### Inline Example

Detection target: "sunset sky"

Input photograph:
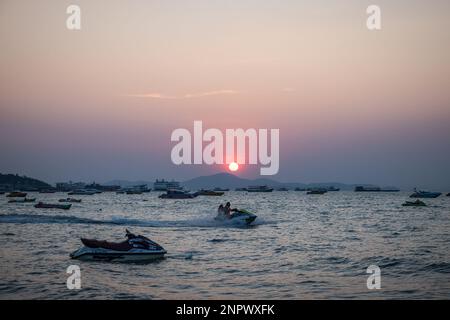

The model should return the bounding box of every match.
[1,0,449,189]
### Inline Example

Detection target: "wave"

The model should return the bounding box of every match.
[0,213,269,229]
[0,213,108,225]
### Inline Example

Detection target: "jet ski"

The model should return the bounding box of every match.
[402,200,427,207]
[70,229,167,262]
[215,209,257,225]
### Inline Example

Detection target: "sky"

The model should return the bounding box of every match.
[0,0,449,189]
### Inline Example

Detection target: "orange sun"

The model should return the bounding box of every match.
[228,162,239,172]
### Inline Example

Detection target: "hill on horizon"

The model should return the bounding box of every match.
[0,173,52,190]
[181,172,358,190]
[103,173,383,190]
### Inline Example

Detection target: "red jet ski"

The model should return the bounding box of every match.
[70,229,166,262]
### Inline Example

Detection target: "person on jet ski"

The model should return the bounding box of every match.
[224,202,238,218]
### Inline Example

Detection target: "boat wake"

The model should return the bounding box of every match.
[0,213,271,228]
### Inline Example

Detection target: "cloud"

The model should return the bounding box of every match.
[183,90,237,98]
[124,90,238,99]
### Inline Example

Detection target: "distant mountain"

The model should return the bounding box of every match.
[0,173,52,191]
[182,173,251,189]
[181,172,357,190]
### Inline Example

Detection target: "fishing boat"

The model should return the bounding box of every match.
[355,186,399,192]
[68,190,96,195]
[39,189,56,194]
[34,202,72,210]
[126,190,143,195]
[247,185,273,193]
[59,198,82,203]
[8,198,36,203]
[409,188,441,199]
[307,188,327,195]
[197,189,224,196]
[214,187,229,192]
[7,191,27,197]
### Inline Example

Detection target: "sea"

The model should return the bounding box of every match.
[0,191,449,299]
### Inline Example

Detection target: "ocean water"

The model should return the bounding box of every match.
[0,191,449,299]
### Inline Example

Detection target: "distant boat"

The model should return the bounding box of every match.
[402,200,426,207]
[159,189,198,199]
[34,202,71,210]
[68,190,96,195]
[294,187,305,191]
[39,189,56,194]
[235,188,247,191]
[153,179,181,191]
[326,186,340,192]
[59,198,82,203]
[8,198,36,203]
[7,192,27,197]
[354,186,399,192]
[214,187,229,192]
[307,188,327,195]
[118,185,151,194]
[409,189,441,199]
[197,190,224,196]
[126,190,143,195]
[247,186,273,193]
[84,183,120,192]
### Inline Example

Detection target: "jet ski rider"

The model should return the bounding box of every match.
[218,202,238,219]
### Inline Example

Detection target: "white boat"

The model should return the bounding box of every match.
[410,189,441,199]
[117,185,151,194]
[153,179,181,191]
[159,189,198,199]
